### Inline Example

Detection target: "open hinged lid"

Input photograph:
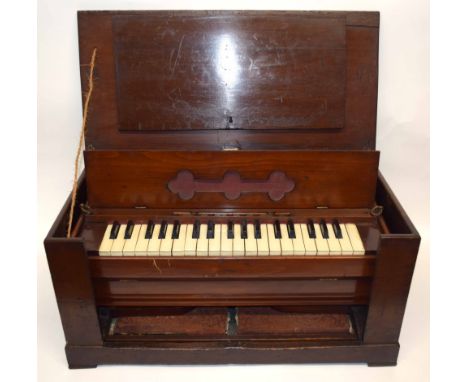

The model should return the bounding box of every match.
[78,10,379,151]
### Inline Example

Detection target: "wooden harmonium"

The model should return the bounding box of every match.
[45,11,420,368]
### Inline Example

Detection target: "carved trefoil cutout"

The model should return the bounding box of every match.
[168,170,295,201]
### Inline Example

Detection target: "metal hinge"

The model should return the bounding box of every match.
[79,202,92,215]
[371,205,384,217]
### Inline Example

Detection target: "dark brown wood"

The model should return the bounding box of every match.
[114,14,346,132]
[78,11,379,150]
[364,173,420,344]
[84,150,380,210]
[43,10,421,369]
[65,342,399,368]
[92,277,372,307]
[88,256,375,280]
[44,177,102,346]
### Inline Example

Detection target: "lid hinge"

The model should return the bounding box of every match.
[79,202,93,215]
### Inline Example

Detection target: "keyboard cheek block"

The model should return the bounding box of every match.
[44,10,420,369]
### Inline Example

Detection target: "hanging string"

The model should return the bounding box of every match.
[67,48,97,238]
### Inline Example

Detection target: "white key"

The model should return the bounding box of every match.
[172,224,187,256]
[134,224,150,256]
[220,224,233,256]
[233,224,245,256]
[209,224,221,256]
[184,224,197,256]
[257,224,270,256]
[300,224,317,255]
[345,223,365,255]
[99,224,114,256]
[245,224,257,256]
[338,223,354,255]
[292,223,306,255]
[267,224,281,256]
[147,224,162,256]
[280,224,294,255]
[197,224,208,256]
[110,223,126,255]
[123,224,141,255]
[327,223,342,255]
[159,224,173,256]
[314,223,329,255]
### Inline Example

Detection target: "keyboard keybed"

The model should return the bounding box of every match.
[98,219,366,257]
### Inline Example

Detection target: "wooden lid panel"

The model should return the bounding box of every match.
[78,11,379,150]
[113,14,346,132]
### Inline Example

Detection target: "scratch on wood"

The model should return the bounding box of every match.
[152,259,162,274]
[171,35,185,75]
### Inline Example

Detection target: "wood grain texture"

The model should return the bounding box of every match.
[363,173,420,344]
[44,175,102,346]
[84,150,380,209]
[88,256,375,280]
[92,278,372,307]
[43,10,422,368]
[78,11,379,150]
[65,342,399,368]
[113,14,346,131]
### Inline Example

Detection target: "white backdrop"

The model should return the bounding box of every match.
[37,1,429,381]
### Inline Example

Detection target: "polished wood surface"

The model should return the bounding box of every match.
[78,11,379,150]
[44,11,420,368]
[84,150,380,209]
[114,14,346,131]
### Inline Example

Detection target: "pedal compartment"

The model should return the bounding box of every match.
[103,306,359,342]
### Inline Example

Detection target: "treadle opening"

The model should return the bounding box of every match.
[102,306,359,342]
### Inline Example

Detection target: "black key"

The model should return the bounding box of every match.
[110,221,120,239]
[320,219,329,239]
[287,220,296,239]
[192,220,200,239]
[332,219,343,239]
[273,220,282,239]
[207,221,215,239]
[306,219,316,238]
[124,220,134,239]
[145,220,155,239]
[172,220,180,239]
[254,220,261,239]
[158,220,168,239]
[241,220,248,239]
[227,221,234,239]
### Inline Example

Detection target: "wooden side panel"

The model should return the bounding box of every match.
[364,173,420,344]
[363,236,419,344]
[44,239,102,346]
[44,175,102,346]
[84,150,379,209]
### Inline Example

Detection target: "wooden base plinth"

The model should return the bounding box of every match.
[65,342,400,368]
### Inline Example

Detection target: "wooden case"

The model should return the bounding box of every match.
[44,10,420,368]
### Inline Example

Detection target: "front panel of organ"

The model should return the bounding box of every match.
[44,11,420,368]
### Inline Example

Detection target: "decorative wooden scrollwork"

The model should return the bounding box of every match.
[168,170,295,201]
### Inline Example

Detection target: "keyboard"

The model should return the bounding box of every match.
[98,219,366,257]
